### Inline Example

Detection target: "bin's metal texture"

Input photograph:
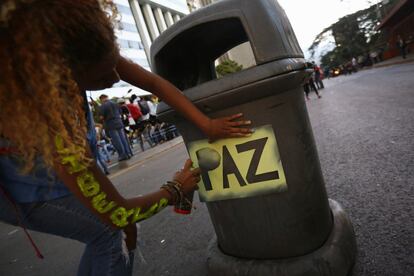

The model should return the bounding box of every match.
[151,0,337,260]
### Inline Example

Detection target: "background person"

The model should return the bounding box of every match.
[99,94,131,161]
[146,96,158,124]
[129,94,154,151]
[95,123,112,165]
[397,35,407,59]
[138,96,151,122]
[116,98,135,153]
[126,97,143,146]
[304,62,322,100]
[313,63,324,89]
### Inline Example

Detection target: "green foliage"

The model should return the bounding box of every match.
[215,60,243,77]
[309,0,398,68]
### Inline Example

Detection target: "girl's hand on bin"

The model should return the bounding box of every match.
[207,113,252,142]
[173,159,201,194]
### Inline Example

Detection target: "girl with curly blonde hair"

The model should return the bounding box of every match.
[0,0,251,275]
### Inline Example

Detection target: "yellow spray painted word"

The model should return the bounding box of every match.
[187,125,287,202]
[55,135,168,227]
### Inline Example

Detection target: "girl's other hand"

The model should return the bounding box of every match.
[173,159,201,194]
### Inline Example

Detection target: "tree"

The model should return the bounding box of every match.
[309,0,398,69]
[215,60,243,78]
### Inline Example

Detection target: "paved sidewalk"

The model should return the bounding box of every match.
[372,52,414,68]
[107,136,184,176]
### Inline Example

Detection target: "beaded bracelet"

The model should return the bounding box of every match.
[167,180,183,193]
[167,180,182,190]
[160,184,178,205]
[167,180,196,210]
[160,180,184,205]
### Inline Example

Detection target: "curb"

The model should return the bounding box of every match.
[372,57,414,69]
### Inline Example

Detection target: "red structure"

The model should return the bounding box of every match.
[377,0,414,59]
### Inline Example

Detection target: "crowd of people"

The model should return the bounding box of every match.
[302,34,411,101]
[320,33,413,80]
[90,93,181,175]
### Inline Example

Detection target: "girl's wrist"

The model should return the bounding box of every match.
[159,188,174,205]
[160,180,184,205]
[200,118,213,138]
[192,113,211,135]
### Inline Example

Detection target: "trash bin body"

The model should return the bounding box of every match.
[152,0,334,259]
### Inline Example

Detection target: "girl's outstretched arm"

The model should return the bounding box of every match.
[117,57,252,141]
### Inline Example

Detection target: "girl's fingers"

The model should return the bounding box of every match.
[226,113,244,121]
[228,120,251,127]
[229,132,252,138]
[191,168,201,175]
[183,159,193,171]
[229,127,253,134]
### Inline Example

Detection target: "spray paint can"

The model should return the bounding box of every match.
[174,191,194,214]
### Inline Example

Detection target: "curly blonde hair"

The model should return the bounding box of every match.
[0,0,118,173]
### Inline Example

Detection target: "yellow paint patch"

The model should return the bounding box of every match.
[188,125,287,202]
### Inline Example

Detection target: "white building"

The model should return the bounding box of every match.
[186,0,213,11]
[90,0,188,100]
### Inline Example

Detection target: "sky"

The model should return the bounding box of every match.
[278,0,376,58]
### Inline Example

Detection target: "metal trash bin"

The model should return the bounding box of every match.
[151,0,356,274]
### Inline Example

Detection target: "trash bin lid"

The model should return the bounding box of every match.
[151,0,303,92]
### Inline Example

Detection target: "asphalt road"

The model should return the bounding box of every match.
[307,64,414,276]
[0,63,413,276]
